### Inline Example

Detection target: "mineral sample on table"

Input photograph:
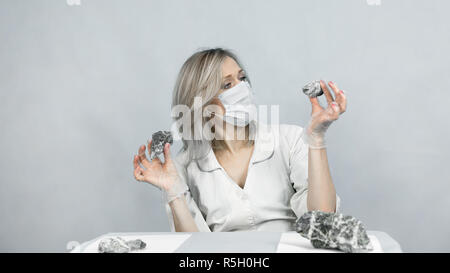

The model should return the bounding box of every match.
[302,80,324,98]
[125,238,147,250]
[295,211,373,253]
[150,130,173,160]
[98,237,147,253]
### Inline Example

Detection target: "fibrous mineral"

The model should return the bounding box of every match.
[98,237,147,253]
[295,211,373,253]
[302,80,324,98]
[150,131,173,160]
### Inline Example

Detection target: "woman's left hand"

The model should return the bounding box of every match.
[303,80,347,149]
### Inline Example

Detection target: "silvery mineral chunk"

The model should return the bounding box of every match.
[125,238,147,251]
[295,211,373,253]
[150,130,173,160]
[98,237,147,253]
[302,80,323,98]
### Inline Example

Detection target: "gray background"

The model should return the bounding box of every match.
[0,0,448,252]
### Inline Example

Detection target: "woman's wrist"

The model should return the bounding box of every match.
[302,129,327,149]
[162,176,188,203]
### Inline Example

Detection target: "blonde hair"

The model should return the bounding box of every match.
[171,47,255,162]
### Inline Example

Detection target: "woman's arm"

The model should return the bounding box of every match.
[169,196,200,232]
[302,80,347,212]
[307,147,337,212]
[133,141,200,232]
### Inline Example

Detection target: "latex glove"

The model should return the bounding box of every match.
[302,80,347,149]
[133,140,188,203]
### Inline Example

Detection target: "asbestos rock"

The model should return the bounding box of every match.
[150,130,173,160]
[125,238,147,251]
[302,80,324,98]
[295,211,373,253]
[98,237,147,253]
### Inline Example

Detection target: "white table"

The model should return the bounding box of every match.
[71,230,402,253]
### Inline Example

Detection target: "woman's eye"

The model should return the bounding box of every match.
[223,76,247,89]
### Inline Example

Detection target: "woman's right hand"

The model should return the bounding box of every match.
[303,80,347,149]
[133,140,180,191]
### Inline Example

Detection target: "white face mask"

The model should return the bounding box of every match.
[215,80,258,127]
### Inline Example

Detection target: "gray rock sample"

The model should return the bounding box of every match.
[125,238,147,251]
[98,237,147,253]
[150,130,173,160]
[295,211,373,253]
[302,80,324,98]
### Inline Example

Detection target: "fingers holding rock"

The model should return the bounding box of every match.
[163,143,172,163]
[338,91,347,113]
[138,144,151,168]
[309,96,324,115]
[133,155,145,182]
[329,102,341,120]
[328,81,347,114]
[320,80,335,104]
[147,139,153,159]
[328,81,340,97]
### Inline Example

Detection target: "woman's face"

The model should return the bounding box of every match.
[218,56,248,95]
[208,56,248,116]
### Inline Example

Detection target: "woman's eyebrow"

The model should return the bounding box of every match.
[223,69,244,79]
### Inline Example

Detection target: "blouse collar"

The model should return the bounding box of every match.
[196,120,275,172]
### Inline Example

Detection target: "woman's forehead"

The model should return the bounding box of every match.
[222,57,242,78]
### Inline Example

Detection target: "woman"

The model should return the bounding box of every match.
[133,48,347,232]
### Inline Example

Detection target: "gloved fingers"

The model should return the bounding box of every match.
[327,81,340,98]
[339,91,347,114]
[163,142,172,164]
[133,156,145,182]
[330,102,341,116]
[319,80,335,105]
[316,102,339,120]
[328,82,347,114]
[137,144,151,168]
[309,96,324,116]
[146,139,153,160]
[324,102,340,122]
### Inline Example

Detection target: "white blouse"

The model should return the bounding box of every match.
[164,120,341,232]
